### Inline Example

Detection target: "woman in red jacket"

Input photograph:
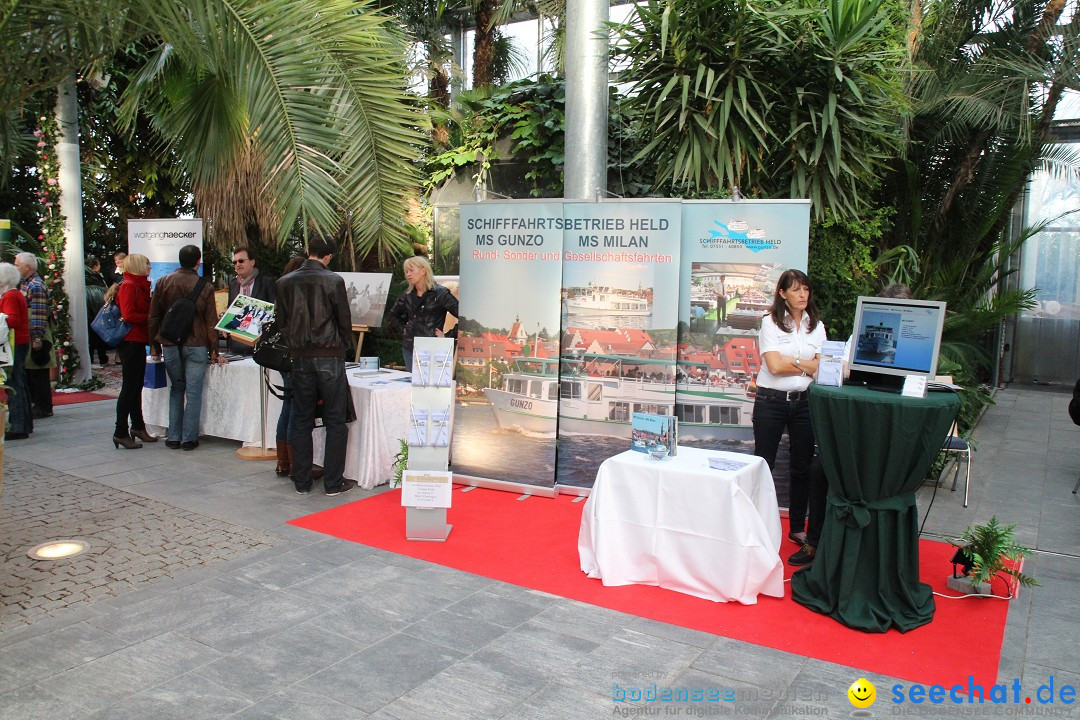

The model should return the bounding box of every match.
[0,262,32,439]
[111,253,155,449]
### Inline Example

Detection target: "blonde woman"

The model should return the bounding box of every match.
[387,256,458,370]
[110,253,155,449]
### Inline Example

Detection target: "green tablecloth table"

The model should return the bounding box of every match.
[791,384,960,632]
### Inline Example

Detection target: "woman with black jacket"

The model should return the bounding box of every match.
[387,256,458,371]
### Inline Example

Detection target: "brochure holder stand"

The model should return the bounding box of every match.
[404,337,456,541]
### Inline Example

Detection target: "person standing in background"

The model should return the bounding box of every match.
[0,262,33,439]
[226,245,276,355]
[272,255,306,477]
[85,255,110,366]
[110,254,156,449]
[275,235,355,496]
[148,245,223,451]
[386,256,458,371]
[104,250,126,287]
[752,269,826,556]
[15,252,54,419]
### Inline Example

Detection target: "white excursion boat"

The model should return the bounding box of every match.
[483,354,754,440]
[566,286,651,316]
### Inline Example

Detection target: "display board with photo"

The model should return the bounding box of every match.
[214,294,275,345]
[337,273,392,328]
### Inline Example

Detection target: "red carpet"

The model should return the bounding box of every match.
[290,486,1011,688]
[52,391,113,405]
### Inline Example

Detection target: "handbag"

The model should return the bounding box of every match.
[91,301,130,347]
[144,359,167,389]
[252,317,291,372]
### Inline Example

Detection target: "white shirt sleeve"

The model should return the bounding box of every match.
[758,315,784,354]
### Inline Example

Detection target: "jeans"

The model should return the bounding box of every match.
[275,371,293,442]
[290,356,349,490]
[162,345,209,443]
[26,367,52,413]
[7,345,32,434]
[752,395,815,534]
[115,341,147,437]
[402,347,412,373]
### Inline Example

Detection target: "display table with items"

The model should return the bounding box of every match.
[143,359,412,489]
[791,384,960,632]
[578,447,783,604]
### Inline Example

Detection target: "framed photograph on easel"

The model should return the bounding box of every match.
[336,272,392,328]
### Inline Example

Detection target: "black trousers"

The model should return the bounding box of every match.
[752,394,815,533]
[87,321,110,363]
[290,356,349,490]
[115,341,147,437]
[26,367,52,413]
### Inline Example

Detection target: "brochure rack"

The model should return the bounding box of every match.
[404,336,455,541]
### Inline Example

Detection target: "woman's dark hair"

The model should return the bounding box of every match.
[767,269,820,333]
[282,256,305,276]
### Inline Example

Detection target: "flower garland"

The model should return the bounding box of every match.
[34,114,80,385]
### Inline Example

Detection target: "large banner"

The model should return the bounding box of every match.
[676,200,812,503]
[451,199,810,494]
[128,218,204,289]
[555,200,682,489]
[452,201,564,489]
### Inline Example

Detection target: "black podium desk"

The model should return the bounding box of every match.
[791,384,960,632]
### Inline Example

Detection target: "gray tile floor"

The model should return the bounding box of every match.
[0,387,1077,718]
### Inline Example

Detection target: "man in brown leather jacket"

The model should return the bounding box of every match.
[148,245,223,450]
[275,235,356,496]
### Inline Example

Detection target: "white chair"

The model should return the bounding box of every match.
[942,422,973,507]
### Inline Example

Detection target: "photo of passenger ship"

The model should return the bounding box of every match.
[483,351,754,442]
[564,283,653,319]
[856,313,899,363]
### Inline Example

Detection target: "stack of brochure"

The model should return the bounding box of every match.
[708,456,750,472]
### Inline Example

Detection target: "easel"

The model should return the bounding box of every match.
[353,325,369,361]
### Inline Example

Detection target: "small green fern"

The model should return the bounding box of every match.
[390,438,408,488]
[952,516,1039,590]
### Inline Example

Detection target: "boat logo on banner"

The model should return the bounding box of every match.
[701,219,780,253]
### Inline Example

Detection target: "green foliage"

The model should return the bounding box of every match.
[425,76,565,197]
[807,208,891,338]
[952,516,1039,591]
[608,0,906,218]
[1,0,426,260]
[391,437,408,488]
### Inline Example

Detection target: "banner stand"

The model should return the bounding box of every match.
[237,368,276,461]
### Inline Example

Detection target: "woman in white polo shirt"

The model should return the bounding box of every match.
[753,269,827,547]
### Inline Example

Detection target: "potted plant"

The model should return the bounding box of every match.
[948,516,1039,596]
[390,438,408,488]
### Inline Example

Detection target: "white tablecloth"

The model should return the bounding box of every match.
[143,359,412,489]
[578,447,784,604]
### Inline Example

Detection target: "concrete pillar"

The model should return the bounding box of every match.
[563,0,609,200]
[55,75,91,385]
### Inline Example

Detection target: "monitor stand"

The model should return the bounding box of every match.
[848,370,904,394]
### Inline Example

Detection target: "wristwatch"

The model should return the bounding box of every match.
[794,357,802,368]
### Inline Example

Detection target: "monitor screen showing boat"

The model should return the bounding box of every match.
[484,354,752,441]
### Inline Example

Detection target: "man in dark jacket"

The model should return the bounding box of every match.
[148,245,223,450]
[85,256,110,366]
[225,246,275,355]
[275,235,356,496]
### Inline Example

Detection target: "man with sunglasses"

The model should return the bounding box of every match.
[225,246,276,355]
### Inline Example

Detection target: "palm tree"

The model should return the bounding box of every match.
[608,0,906,218]
[2,0,426,258]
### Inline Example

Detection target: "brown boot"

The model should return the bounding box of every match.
[275,440,290,476]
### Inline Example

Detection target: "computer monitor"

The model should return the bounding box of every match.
[848,296,947,391]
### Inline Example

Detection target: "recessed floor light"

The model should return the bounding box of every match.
[27,539,89,560]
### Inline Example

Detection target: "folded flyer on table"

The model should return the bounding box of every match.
[708,456,750,472]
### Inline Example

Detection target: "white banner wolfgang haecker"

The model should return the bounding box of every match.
[128,218,204,290]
